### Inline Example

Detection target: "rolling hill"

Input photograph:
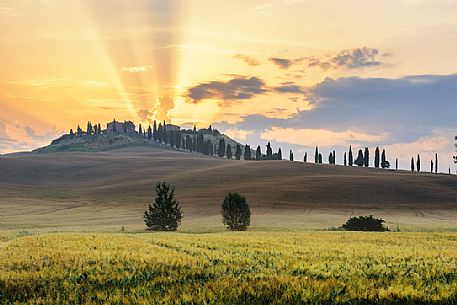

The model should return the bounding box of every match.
[1,141,456,232]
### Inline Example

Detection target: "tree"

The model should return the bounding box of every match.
[139,124,143,135]
[333,151,336,164]
[354,149,364,166]
[318,153,323,164]
[112,119,117,133]
[303,152,307,163]
[197,132,204,153]
[411,157,415,172]
[374,147,380,168]
[266,142,273,160]
[289,150,294,161]
[364,147,369,167]
[144,182,183,231]
[175,132,182,149]
[328,152,333,164]
[193,125,197,132]
[431,160,434,173]
[315,147,319,163]
[169,131,175,148]
[98,124,102,134]
[396,158,399,170]
[147,125,152,140]
[244,145,251,160]
[94,124,98,135]
[381,149,390,169]
[221,193,251,231]
[278,148,282,160]
[69,129,74,139]
[417,154,421,172]
[217,138,226,157]
[226,144,233,159]
[435,153,438,173]
[77,125,83,137]
[341,215,389,232]
[348,145,353,166]
[235,145,242,160]
[255,145,261,161]
[153,120,158,141]
[186,135,193,152]
[344,152,347,166]
[86,121,93,135]
[157,123,163,142]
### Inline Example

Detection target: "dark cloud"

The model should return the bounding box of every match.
[187,76,267,103]
[233,54,261,66]
[273,82,305,93]
[234,73,457,145]
[269,57,304,69]
[309,47,384,69]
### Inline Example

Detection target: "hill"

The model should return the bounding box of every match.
[1,146,456,232]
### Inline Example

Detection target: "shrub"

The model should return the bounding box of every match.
[221,193,251,231]
[144,182,183,231]
[341,215,389,232]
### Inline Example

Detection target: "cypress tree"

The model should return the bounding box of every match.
[396,158,399,170]
[417,154,421,172]
[374,147,380,168]
[435,153,438,173]
[157,123,163,142]
[235,145,242,160]
[218,138,226,157]
[163,131,168,145]
[344,152,347,166]
[431,160,434,173]
[364,147,369,167]
[381,149,389,169]
[69,129,74,139]
[197,132,204,152]
[226,144,233,159]
[328,152,333,164]
[153,120,158,141]
[333,151,336,164]
[348,145,353,166]
[193,136,197,151]
[98,124,102,134]
[355,150,364,167]
[266,142,273,160]
[244,144,251,160]
[182,138,185,150]
[318,153,323,164]
[175,132,181,149]
[185,135,192,152]
[94,124,98,135]
[193,125,197,132]
[304,152,307,163]
[255,146,261,161]
[289,150,294,161]
[147,126,152,140]
[411,157,415,172]
[139,124,143,135]
[169,131,175,148]
[278,148,282,160]
[86,121,93,135]
[315,147,319,163]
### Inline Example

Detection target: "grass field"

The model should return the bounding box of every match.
[1,147,456,232]
[0,231,456,304]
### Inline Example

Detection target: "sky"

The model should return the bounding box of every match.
[0,0,456,171]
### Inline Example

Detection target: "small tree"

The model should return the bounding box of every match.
[235,145,242,160]
[411,157,415,172]
[289,150,294,161]
[341,215,389,232]
[374,147,380,168]
[144,182,183,231]
[348,145,353,166]
[364,147,369,167]
[355,149,364,167]
[221,193,251,231]
[417,154,421,172]
[226,144,233,159]
[256,145,261,161]
[278,148,282,160]
[303,152,307,163]
[244,144,251,160]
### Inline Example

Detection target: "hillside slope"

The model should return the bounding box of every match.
[1,147,456,231]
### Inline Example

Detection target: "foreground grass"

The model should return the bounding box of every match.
[0,232,456,304]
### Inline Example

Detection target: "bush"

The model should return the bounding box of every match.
[221,193,251,231]
[144,182,183,231]
[341,215,389,232]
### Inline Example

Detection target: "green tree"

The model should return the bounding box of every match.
[139,124,143,135]
[235,145,242,160]
[144,182,183,231]
[266,142,273,160]
[355,149,364,167]
[278,148,282,160]
[244,144,251,160]
[315,147,319,163]
[348,145,353,166]
[226,144,233,159]
[417,154,421,172]
[147,125,152,140]
[344,152,347,166]
[218,138,226,157]
[69,129,74,139]
[256,145,261,161]
[411,157,415,172]
[153,120,158,141]
[318,153,323,164]
[341,215,389,232]
[364,147,369,167]
[221,193,251,231]
[374,147,380,168]
[435,153,438,173]
[381,149,390,169]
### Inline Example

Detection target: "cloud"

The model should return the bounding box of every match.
[269,57,303,69]
[309,47,384,69]
[273,81,305,93]
[24,126,60,141]
[233,54,261,66]
[122,65,152,73]
[261,127,387,147]
[224,128,253,141]
[187,76,267,103]
[138,109,154,124]
[137,96,176,124]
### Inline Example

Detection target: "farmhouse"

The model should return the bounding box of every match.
[164,124,180,131]
[107,120,136,133]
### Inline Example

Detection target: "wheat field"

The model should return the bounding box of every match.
[0,231,456,304]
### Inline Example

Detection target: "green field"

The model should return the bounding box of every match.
[1,232,456,304]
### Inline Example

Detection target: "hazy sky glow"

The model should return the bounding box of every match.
[0,0,456,170]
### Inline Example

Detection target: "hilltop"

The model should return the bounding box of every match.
[0,146,456,232]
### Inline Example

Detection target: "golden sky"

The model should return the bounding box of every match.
[1,0,457,169]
